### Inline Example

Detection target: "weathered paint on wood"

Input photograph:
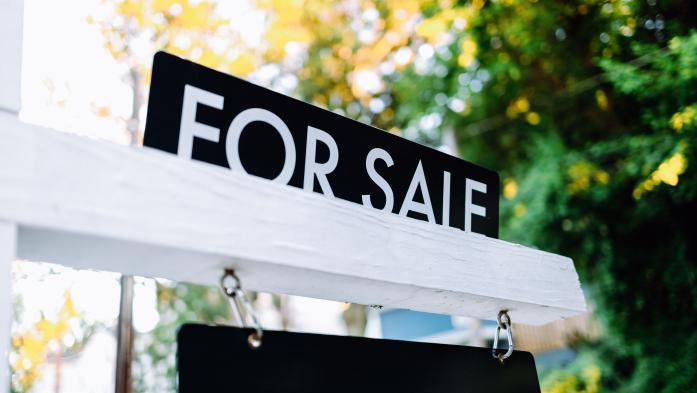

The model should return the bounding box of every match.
[0,113,586,325]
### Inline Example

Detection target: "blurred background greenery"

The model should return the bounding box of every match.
[10,0,697,392]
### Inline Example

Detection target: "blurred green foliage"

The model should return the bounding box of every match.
[266,0,697,391]
[540,347,601,393]
[100,0,697,391]
[132,282,231,392]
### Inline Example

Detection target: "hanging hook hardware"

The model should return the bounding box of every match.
[220,269,263,349]
[491,310,514,364]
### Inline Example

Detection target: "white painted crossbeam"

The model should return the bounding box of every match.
[0,113,586,325]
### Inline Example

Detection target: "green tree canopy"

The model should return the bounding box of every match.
[256,0,697,391]
[96,0,697,391]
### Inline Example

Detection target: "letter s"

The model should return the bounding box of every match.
[361,148,394,212]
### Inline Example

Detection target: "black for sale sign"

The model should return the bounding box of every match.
[177,324,540,393]
[144,52,500,237]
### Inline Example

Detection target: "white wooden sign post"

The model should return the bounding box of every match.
[0,2,585,392]
[1,0,24,389]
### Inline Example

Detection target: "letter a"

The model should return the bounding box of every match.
[399,161,436,223]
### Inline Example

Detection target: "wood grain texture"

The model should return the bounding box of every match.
[0,113,586,324]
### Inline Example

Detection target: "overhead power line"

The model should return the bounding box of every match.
[460,46,671,138]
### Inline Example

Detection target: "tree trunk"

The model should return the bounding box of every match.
[54,341,62,393]
[127,68,143,147]
[115,68,142,393]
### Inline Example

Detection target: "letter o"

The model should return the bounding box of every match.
[226,108,296,184]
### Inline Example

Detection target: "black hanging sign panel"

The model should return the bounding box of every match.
[177,324,540,392]
[144,52,499,237]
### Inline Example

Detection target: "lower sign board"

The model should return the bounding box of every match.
[177,324,540,392]
[144,52,499,237]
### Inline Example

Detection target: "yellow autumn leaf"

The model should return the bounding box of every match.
[594,170,610,184]
[595,89,609,111]
[670,105,697,132]
[671,113,685,130]
[633,151,688,198]
[458,37,477,67]
[175,2,214,28]
[514,202,526,217]
[36,318,55,340]
[515,97,530,112]
[95,105,111,118]
[117,0,145,26]
[656,153,686,186]
[153,0,181,13]
[503,178,518,199]
[228,52,256,76]
[372,37,395,61]
[415,18,448,43]
[526,111,540,125]
[265,25,313,56]
[199,50,224,71]
[61,291,79,319]
[387,0,421,14]
[19,335,46,367]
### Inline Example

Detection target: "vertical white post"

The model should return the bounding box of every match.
[1,1,23,389]
[0,0,24,113]
[0,222,17,393]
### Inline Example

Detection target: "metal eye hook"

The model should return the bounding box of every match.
[220,269,241,295]
[220,269,263,350]
[492,310,514,364]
